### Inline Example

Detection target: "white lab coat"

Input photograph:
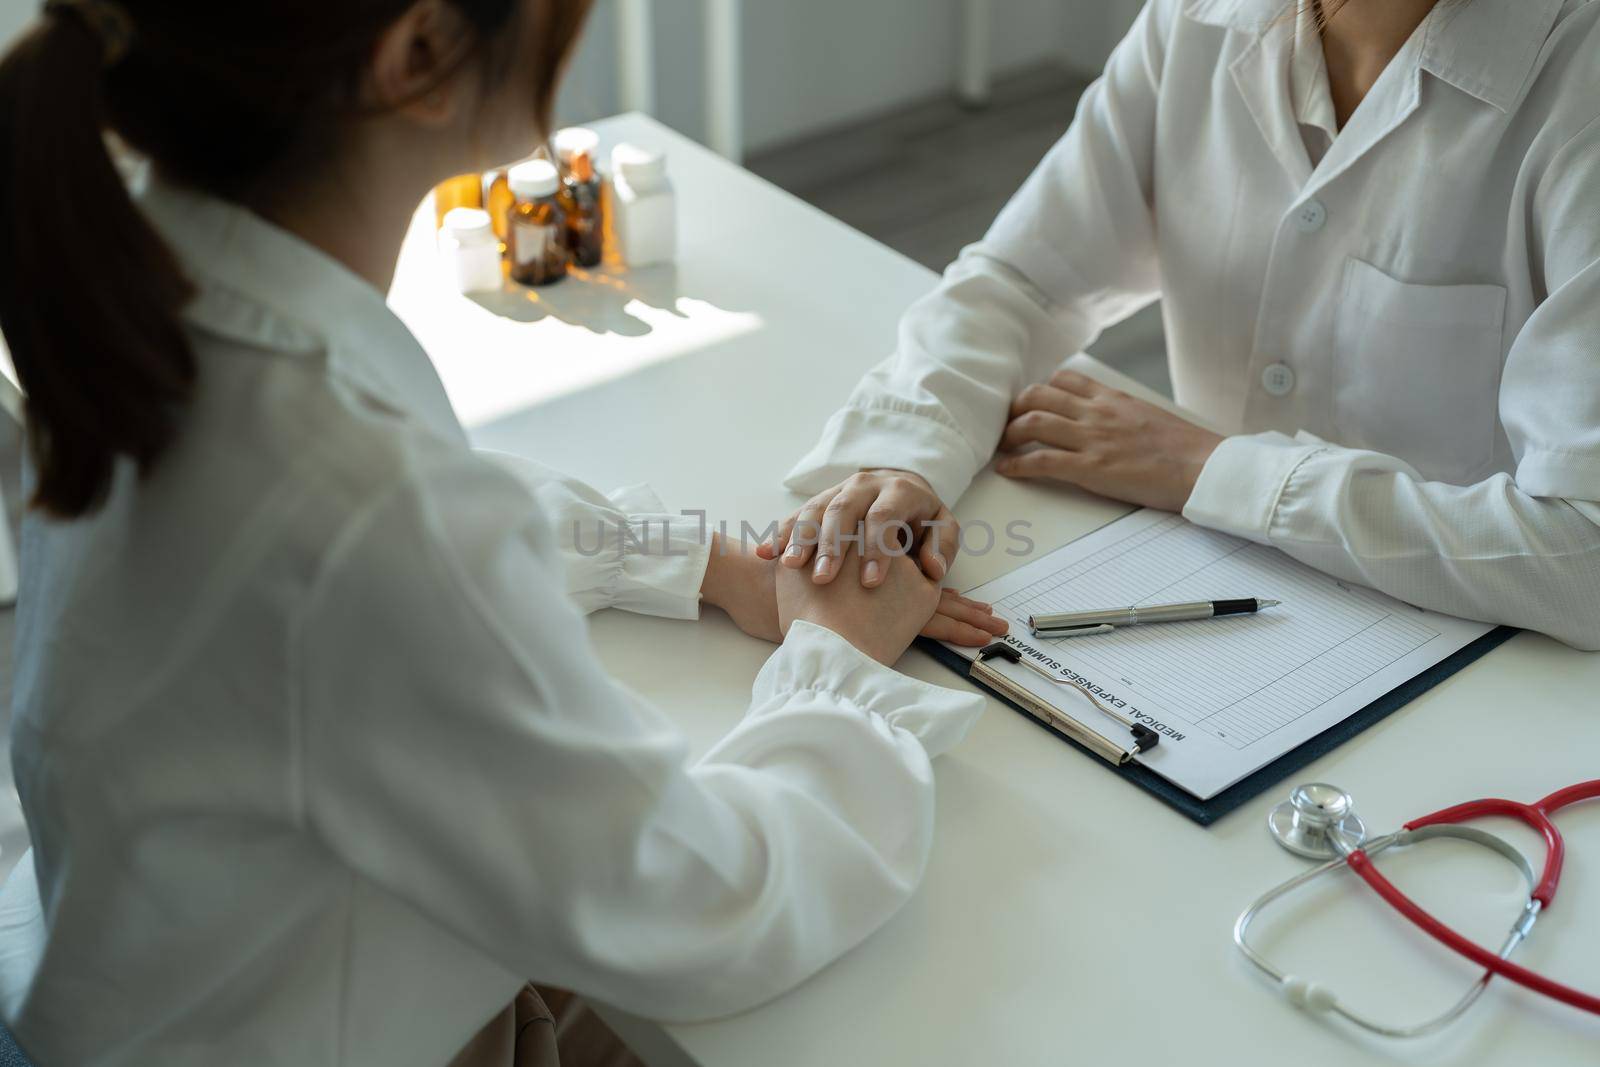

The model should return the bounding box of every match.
[0,180,983,1065]
[787,0,1600,649]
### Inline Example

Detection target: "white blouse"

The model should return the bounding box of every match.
[786,0,1600,649]
[0,181,983,1065]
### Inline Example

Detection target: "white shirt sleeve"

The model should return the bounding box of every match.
[1183,434,1600,649]
[784,0,1175,506]
[297,453,985,1022]
[1182,113,1600,651]
[477,449,712,620]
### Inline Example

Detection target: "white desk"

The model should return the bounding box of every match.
[391,113,1600,1067]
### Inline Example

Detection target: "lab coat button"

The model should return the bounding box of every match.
[1261,362,1296,397]
[1293,200,1328,234]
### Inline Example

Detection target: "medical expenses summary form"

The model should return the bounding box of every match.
[945,510,1495,799]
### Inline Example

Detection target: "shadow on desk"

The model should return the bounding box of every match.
[471,264,689,338]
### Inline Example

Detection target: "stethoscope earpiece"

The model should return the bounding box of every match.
[1281,975,1338,1013]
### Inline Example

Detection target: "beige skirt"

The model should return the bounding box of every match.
[447,985,643,1067]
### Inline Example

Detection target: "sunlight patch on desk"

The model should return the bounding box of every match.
[388,200,764,428]
[406,293,764,429]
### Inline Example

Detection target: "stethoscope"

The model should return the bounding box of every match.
[1234,780,1600,1037]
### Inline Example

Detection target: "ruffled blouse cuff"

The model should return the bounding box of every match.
[752,621,985,759]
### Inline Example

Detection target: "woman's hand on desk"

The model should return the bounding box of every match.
[996,370,1224,513]
[705,536,1007,648]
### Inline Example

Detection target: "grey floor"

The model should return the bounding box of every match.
[747,61,1172,397]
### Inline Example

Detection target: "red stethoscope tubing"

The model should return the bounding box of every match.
[1344,779,1600,1016]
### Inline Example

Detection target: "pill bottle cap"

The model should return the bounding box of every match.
[441,207,495,243]
[552,127,601,163]
[612,143,667,188]
[508,159,560,200]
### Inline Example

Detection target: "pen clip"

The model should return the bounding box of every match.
[1029,622,1116,639]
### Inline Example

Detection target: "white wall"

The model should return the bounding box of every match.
[742,0,1072,150]
[0,1,28,48]
[556,0,1146,155]
[0,0,1144,157]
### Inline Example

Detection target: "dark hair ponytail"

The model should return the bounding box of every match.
[0,12,196,518]
[0,0,594,520]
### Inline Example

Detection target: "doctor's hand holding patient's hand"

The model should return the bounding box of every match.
[997,370,1224,513]
[761,470,959,586]
[756,469,1008,646]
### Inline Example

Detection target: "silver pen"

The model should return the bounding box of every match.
[1029,598,1282,638]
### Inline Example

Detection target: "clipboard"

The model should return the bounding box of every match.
[918,625,1518,826]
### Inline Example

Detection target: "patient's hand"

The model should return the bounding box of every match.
[777,545,941,666]
[702,535,783,642]
[924,588,1010,647]
[704,536,1008,648]
[996,370,1224,513]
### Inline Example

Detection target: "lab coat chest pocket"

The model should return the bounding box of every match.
[1332,258,1507,484]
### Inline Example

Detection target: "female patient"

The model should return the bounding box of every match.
[775,0,1600,649]
[0,1,1001,1063]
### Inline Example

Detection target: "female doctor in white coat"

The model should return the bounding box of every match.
[775,0,1600,650]
[0,1,1007,1064]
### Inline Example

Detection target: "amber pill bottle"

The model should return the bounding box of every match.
[432,172,483,229]
[506,160,569,287]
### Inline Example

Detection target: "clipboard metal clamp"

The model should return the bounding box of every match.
[972,642,1159,766]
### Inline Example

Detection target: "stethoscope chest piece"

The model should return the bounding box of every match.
[1268,782,1367,859]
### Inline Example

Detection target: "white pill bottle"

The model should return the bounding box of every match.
[439,207,504,294]
[610,143,676,268]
